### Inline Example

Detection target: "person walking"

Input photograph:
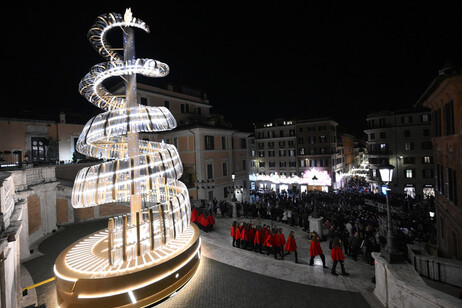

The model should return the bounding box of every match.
[231,221,237,247]
[284,230,298,263]
[309,232,328,268]
[331,237,349,276]
[276,228,286,259]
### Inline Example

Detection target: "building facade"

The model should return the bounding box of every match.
[416,66,462,260]
[0,116,84,167]
[248,118,361,194]
[113,82,251,203]
[364,110,434,198]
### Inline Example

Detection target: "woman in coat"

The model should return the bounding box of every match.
[331,237,349,276]
[284,230,298,263]
[309,232,328,268]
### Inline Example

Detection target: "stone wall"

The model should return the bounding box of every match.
[0,172,27,308]
[407,244,462,288]
[373,252,461,308]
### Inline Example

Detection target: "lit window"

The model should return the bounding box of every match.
[406,169,413,178]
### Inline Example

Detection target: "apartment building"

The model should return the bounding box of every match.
[248,118,360,193]
[415,64,461,259]
[364,110,434,198]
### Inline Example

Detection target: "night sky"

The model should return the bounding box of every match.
[3,1,462,137]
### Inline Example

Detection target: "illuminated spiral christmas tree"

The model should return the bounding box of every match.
[54,9,201,307]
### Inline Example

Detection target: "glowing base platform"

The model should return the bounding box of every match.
[54,224,200,307]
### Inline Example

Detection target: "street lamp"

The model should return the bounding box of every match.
[312,175,318,218]
[378,162,401,263]
[231,172,237,202]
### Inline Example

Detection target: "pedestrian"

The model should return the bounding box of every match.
[349,231,361,261]
[276,228,285,259]
[264,229,275,257]
[234,223,241,248]
[254,225,264,253]
[284,230,298,263]
[309,232,328,268]
[331,237,349,276]
[231,221,237,247]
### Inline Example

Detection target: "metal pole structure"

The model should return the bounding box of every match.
[124,26,142,226]
[385,190,395,255]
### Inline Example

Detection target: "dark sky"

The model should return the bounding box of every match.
[3,1,462,137]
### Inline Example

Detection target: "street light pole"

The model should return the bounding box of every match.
[232,172,237,202]
[378,162,401,263]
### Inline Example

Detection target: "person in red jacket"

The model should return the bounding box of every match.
[309,232,328,268]
[264,229,276,258]
[254,225,264,253]
[231,221,237,247]
[200,212,209,232]
[190,207,198,224]
[240,223,248,249]
[206,212,215,231]
[331,237,349,276]
[275,228,285,259]
[234,223,241,248]
[284,230,298,263]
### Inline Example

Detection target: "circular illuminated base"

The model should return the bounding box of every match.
[54,224,200,307]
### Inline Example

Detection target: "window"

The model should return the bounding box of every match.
[279,130,284,137]
[422,169,433,179]
[319,135,326,143]
[241,138,247,149]
[421,114,430,122]
[289,129,295,136]
[31,137,47,161]
[268,142,274,148]
[164,100,169,109]
[446,168,457,204]
[205,135,214,150]
[299,148,305,155]
[299,127,303,132]
[404,142,414,151]
[207,163,213,179]
[258,150,265,157]
[279,149,286,157]
[404,130,410,138]
[298,137,304,144]
[380,132,386,139]
[251,150,256,157]
[444,101,455,135]
[370,133,375,140]
[437,164,444,194]
[300,160,306,167]
[180,104,185,113]
[406,169,413,178]
[379,118,385,127]
[269,162,276,168]
[310,160,317,167]
[268,150,275,157]
[288,161,296,167]
[222,162,228,176]
[259,161,265,168]
[279,161,286,167]
[242,160,247,171]
[140,97,148,105]
[278,141,285,147]
[289,149,295,156]
[320,159,328,167]
[197,107,201,115]
[221,136,226,149]
[288,141,295,147]
[423,156,431,164]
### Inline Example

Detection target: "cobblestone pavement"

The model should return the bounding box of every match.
[21,216,380,307]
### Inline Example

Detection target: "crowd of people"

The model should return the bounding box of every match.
[190,207,215,232]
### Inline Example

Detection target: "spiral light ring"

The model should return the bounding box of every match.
[71,11,191,236]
